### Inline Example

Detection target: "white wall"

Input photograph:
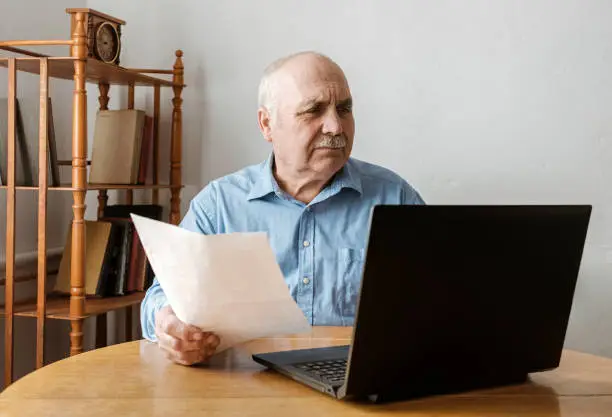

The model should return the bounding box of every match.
[86,0,612,358]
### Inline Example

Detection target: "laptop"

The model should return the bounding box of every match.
[252,205,592,402]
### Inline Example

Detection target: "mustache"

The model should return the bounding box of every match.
[313,135,347,149]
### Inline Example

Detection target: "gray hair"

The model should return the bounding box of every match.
[257,51,339,116]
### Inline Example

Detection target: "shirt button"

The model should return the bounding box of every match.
[303,240,310,247]
[302,277,310,285]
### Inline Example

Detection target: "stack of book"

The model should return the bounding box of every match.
[89,109,154,185]
[54,204,163,297]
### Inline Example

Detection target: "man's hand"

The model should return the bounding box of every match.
[154,305,220,365]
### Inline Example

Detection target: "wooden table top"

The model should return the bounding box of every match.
[1,326,611,416]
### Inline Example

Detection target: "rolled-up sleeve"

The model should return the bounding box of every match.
[140,185,217,341]
[140,280,170,341]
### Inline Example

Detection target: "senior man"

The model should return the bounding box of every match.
[141,51,425,365]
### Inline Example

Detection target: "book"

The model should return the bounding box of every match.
[97,217,134,296]
[55,221,115,297]
[103,204,163,293]
[89,109,146,184]
[138,115,154,184]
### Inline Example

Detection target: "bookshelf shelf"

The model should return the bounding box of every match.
[0,56,179,87]
[1,8,185,387]
[0,292,145,320]
[0,184,182,191]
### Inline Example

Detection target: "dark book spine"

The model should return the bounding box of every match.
[115,223,133,296]
[97,223,122,297]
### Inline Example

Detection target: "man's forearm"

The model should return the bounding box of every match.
[140,278,169,342]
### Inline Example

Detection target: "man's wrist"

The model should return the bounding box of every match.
[143,294,170,342]
[153,297,170,322]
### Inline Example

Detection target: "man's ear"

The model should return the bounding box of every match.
[258,107,273,143]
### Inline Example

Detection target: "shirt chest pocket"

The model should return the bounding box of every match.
[337,248,365,325]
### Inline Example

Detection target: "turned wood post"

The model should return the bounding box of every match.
[97,82,109,219]
[69,11,88,356]
[126,83,135,204]
[170,50,183,225]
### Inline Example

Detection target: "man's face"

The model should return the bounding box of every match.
[260,56,355,180]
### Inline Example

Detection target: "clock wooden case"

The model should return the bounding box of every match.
[66,8,124,65]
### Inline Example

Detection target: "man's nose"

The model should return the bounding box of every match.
[321,108,343,136]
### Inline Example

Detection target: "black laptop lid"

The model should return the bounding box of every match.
[344,205,591,399]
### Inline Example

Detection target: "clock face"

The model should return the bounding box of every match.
[95,22,120,63]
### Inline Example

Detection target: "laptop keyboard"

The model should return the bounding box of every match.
[294,359,347,384]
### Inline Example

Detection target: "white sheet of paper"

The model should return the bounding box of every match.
[130,214,311,352]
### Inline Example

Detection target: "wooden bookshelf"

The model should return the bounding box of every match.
[0,9,185,387]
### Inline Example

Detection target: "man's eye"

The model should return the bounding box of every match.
[306,105,321,114]
[338,105,352,114]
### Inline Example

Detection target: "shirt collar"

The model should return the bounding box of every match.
[246,153,278,201]
[330,157,363,196]
[246,152,362,202]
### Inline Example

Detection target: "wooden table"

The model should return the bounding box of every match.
[0,327,611,416]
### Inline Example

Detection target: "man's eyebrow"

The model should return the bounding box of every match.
[298,97,323,109]
[295,98,323,115]
[297,97,352,111]
[337,97,353,107]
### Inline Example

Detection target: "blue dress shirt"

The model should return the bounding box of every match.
[140,154,425,341]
